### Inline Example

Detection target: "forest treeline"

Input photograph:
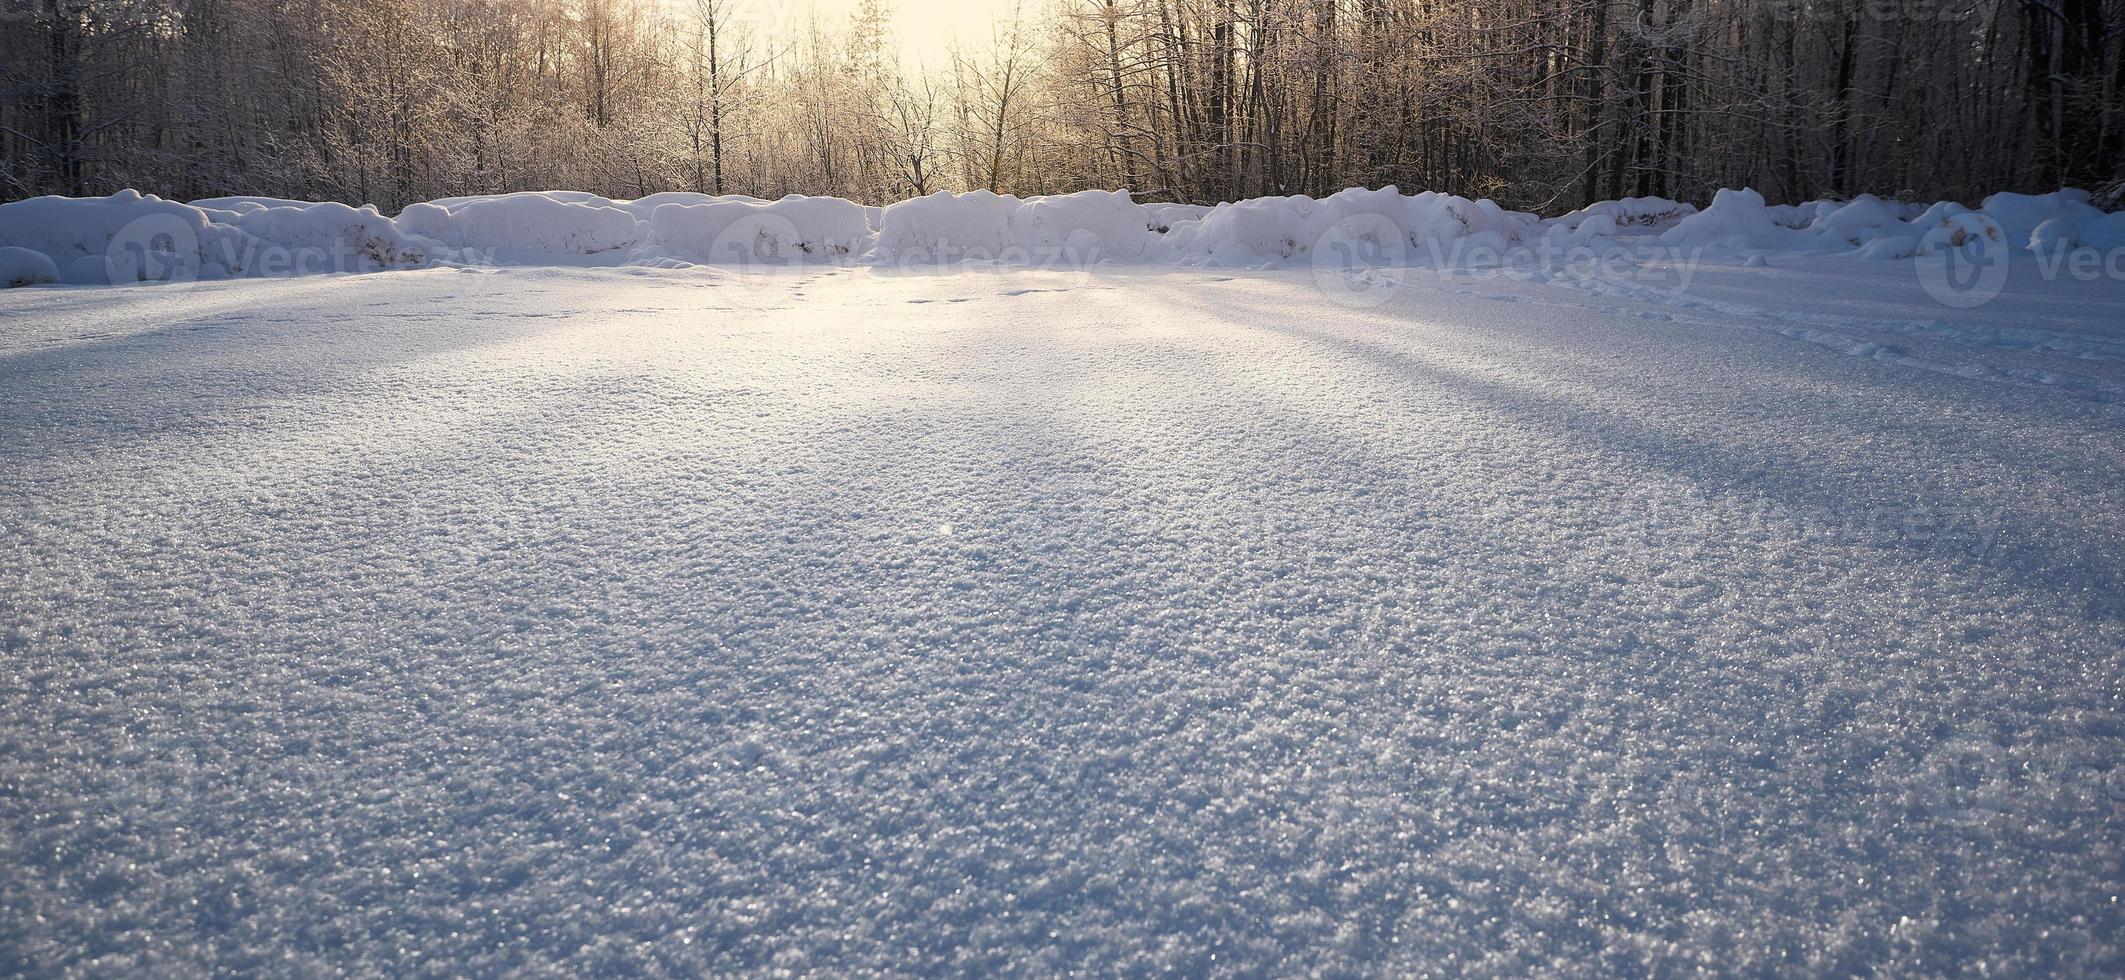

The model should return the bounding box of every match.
[4,0,2122,212]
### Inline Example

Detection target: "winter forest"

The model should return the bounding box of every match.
[5,0,2122,213]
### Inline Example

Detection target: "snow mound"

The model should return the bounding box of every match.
[1854,234,1922,261]
[1660,186,2121,259]
[0,246,59,287]
[0,191,220,269]
[421,190,770,223]
[869,190,1163,263]
[2028,218,2078,253]
[873,190,1015,258]
[1659,188,1798,251]
[1551,196,1697,232]
[1145,203,1212,232]
[644,195,871,264]
[1164,187,1536,264]
[1007,190,1159,260]
[2080,212,2125,250]
[1930,211,2007,249]
[4,184,2118,287]
[1978,190,2107,248]
[1811,194,1908,245]
[867,193,1014,259]
[189,195,333,213]
[231,202,436,272]
[398,194,640,256]
[0,191,440,282]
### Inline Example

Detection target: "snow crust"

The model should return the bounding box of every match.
[1,185,2120,288]
[3,261,2121,973]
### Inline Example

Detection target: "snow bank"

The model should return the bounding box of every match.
[1163,187,1537,264]
[646,195,871,264]
[1007,190,1159,259]
[870,191,1012,258]
[418,190,769,225]
[868,190,1165,262]
[0,191,447,282]
[1553,196,1697,233]
[1978,190,2107,249]
[190,195,332,213]
[398,194,640,256]
[230,202,436,272]
[1145,203,1212,232]
[1657,186,2120,260]
[2081,212,2125,250]
[1813,194,1907,245]
[3,184,2118,287]
[1658,188,1797,251]
[0,191,225,281]
[0,246,59,287]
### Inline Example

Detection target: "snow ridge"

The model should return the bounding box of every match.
[1,185,2119,287]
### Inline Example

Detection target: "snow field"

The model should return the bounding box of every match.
[1,258,2121,974]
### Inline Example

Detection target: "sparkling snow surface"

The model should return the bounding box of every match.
[3,261,2122,974]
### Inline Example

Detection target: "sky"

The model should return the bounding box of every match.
[728,0,1026,70]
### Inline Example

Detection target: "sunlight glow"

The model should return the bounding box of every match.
[745,0,1026,71]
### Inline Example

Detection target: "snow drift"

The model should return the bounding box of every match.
[645,195,872,265]
[1657,187,2124,258]
[1162,187,1538,263]
[398,193,641,256]
[0,246,58,288]
[0,190,435,284]
[871,189,1161,262]
[1,183,2119,287]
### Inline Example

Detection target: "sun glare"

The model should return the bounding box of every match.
[749,0,1023,70]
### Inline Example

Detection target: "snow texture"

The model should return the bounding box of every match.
[1,248,2121,974]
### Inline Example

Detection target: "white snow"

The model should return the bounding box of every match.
[226,201,433,273]
[2,243,2121,973]
[1553,195,1698,232]
[1657,187,2120,263]
[1659,187,1797,250]
[0,246,58,287]
[870,189,1160,261]
[647,195,872,264]
[0,190,223,275]
[2,185,2118,288]
[398,194,642,256]
[1162,186,1536,263]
